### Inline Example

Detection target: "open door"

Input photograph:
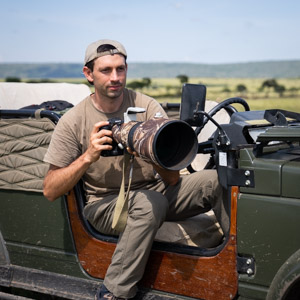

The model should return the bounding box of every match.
[67,186,239,300]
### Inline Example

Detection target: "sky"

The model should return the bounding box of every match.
[0,0,299,64]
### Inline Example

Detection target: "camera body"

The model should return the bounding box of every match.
[100,118,124,157]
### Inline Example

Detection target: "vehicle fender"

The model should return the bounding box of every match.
[266,248,300,300]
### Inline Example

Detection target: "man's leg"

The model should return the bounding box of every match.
[84,190,169,298]
[163,170,229,235]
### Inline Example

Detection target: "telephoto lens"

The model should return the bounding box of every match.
[112,118,198,170]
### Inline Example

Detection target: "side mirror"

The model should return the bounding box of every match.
[180,83,206,127]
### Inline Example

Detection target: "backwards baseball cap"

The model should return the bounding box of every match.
[84,39,127,65]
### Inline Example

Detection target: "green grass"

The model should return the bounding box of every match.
[245,98,300,112]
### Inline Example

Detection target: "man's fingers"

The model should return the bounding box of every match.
[92,135,113,148]
[91,121,110,134]
[91,122,113,143]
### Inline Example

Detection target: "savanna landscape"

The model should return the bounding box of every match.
[2,75,300,112]
[2,60,300,112]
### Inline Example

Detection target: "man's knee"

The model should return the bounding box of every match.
[129,190,168,228]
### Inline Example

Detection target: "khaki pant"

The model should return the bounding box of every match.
[83,170,228,298]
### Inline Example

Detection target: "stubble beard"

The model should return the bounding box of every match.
[106,88,123,99]
[105,81,125,99]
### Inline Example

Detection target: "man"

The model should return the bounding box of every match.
[43,39,228,300]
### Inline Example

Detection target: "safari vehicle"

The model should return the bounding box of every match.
[0,82,300,300]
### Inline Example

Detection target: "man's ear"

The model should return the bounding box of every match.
[83,66,93,83]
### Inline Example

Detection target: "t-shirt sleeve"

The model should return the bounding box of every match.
[43,116,81,168]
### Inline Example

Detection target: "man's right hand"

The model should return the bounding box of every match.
[85,121,114,163]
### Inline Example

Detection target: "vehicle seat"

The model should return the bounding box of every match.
[155,211,223,247]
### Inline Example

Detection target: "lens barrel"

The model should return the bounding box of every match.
[112,118,197,170]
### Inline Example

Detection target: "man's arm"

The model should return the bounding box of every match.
[152,164,180,186]
[43,121,113,201]
[43,157,91,202]
[126,147,180,186]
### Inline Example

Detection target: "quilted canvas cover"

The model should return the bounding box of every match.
[0,118,55,192]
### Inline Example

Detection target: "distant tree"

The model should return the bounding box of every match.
[176,74,189,84]
[274,84,286,97]
[26,78,55,83]
[5,77,21,82]
[260,79,286,97]
[236,84,247,93]
[126,78,152,90]
[142,77,151,88]
[289,87,298,97]
[261,79,279,98]
[261,79,278,90]
[126,81,144,89]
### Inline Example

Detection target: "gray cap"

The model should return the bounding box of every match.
[84,39,127,65]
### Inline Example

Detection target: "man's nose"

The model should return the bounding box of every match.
[110,69,119,81]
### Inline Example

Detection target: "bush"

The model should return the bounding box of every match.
[5,77,21,82]
[176,75,189,84]
[236,84,247,93]
[26,79,55,83]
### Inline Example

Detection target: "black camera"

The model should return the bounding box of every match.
[100,118,124,157]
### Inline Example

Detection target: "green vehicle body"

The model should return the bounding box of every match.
[238,132,300,299]
[0,86,300,299]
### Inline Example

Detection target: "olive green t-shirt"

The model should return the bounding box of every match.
[44,88,168,203]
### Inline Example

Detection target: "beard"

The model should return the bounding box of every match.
[106,84,124,98]
[94,81,125,100]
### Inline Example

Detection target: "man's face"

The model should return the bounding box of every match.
[88,54,127,100]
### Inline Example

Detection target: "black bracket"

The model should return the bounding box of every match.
[237,256,255,276]
[227,167,255,187]
[218,166,255,188]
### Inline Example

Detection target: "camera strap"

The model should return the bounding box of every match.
[112,152,134,232]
